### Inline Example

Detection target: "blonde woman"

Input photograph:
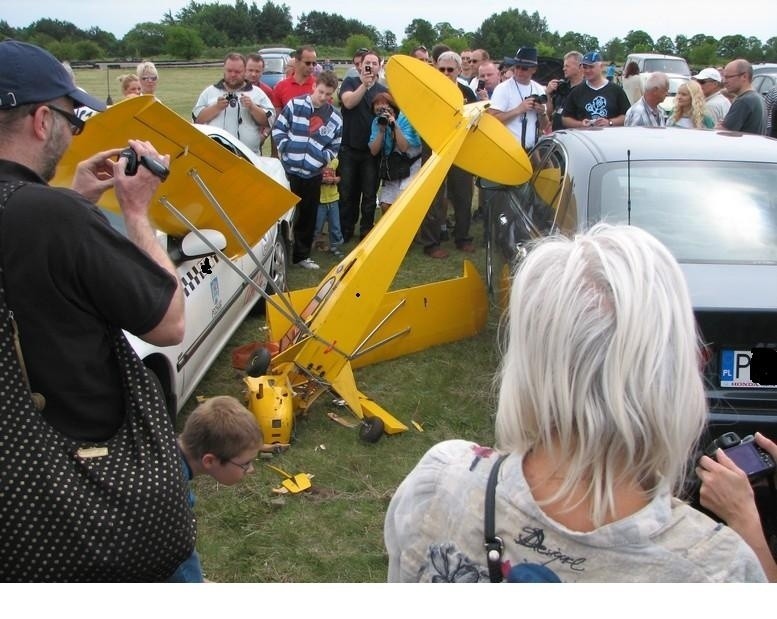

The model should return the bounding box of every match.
[118,73,141,99]
[136,60,159,97]
[668,80,714,128]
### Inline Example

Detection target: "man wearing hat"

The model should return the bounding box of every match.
[693,67,731,125]
[488,47,549,151]
[0,41,188,579]
[562,51,630,128]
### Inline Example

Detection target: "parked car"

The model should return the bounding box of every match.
[105,124,294,418]
[626,53,691,77]
[753,70,777,97]
[485,127,777,439]
[257,47,295,89]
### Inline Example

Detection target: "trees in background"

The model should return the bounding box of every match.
[4,3,776,64]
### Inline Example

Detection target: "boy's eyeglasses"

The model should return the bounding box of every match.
[227,459,253,472]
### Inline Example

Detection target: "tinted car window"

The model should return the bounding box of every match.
[589,161,777,263]
[643,58,690,76]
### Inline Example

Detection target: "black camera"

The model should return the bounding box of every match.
[477,79,486,91]
[364,65,372,74]
[119,147,170,182]
[556,78,571,97]
[527,93,548,105]
[225,92,238,107]
[704,432,776,481]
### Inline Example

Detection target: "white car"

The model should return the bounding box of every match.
[103,124,294,418]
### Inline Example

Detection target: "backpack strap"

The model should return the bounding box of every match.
[484,453,509,582]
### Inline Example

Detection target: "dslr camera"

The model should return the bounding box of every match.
[376,107,394,127]
[225,92,239,107]
[527,93,548,105]
[556,78,571,97]
[704,432,776,481]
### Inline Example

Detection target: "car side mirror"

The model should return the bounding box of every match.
[180,229,227,259]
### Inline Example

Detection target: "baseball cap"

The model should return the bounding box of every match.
[0,40,106,111]
[581,51,603,66]
[693,67,722,83]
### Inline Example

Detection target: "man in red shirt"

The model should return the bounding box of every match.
[272,45,317,157]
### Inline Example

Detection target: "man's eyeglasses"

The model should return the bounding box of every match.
[32,104,85,136]
[141,76,158,81]
[227,459,253,473]
[695,79,710,85]
[515,66,533,72]
[303,61,317,66]
[438,67,456,73]
[722,72,744,79]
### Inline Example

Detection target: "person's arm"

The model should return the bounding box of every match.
[368,119,384,156]
[194,90,229,124]
[70,147,124,203]
[111,139,184,346]
[696,432,777,582]
[339,74,379,110]
[240,90,271,126]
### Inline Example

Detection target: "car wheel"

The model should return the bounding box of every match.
[359,417,384,443]
[257,230,289,313]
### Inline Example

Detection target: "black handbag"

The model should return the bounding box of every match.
[379,150,420,181]
[0,181,196,582]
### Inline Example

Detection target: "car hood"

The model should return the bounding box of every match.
[681,262,777,311]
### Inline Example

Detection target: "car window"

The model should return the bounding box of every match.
[589,161,777,263]
[263,57,286,74]
[643,58,690,76]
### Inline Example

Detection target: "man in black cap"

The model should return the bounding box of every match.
[0,41,189,579]
[488,47,549,151]
[562,51,630,128]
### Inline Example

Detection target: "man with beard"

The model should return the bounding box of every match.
[193,52,273,154]
[0,41,188,579]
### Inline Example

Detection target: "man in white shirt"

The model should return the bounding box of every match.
[488,47,549,151]
[625,72,669,127]
[693,67,731,125]
[193,52,273,154]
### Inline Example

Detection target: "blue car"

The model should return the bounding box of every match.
[485,126,777,439]
[257,47,294,89]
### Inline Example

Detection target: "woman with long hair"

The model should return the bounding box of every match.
[668,80,714,128]
[385,225,766,583]
[621,61,643,105]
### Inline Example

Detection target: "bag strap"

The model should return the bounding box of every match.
[0,180,46,410]
[484,453,509,583]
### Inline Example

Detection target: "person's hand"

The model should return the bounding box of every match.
[71,147,123,202]
[361,68,377,89]
[546,79,559,95]
[476,88,489,101]
[215,96,230,110]
[755,432,777,462]
[696,449,758,529]
[240,93,254,108]
[112,139,170,219]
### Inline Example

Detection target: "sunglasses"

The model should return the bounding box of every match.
[438,67,456,73]
[32,104,85,136]
[303,61,317,66]
[141,76,158,81]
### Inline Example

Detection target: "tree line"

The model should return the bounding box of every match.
[2,2,775,65]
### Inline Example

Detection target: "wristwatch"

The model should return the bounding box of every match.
[608,119,613,126]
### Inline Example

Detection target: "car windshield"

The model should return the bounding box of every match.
[589,161,777,264]
[643,58,690,76]
[264,57,286,74]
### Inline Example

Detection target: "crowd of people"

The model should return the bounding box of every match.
[1,38,776,583]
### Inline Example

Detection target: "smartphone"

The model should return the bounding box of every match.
[364,65,372,74]
[477,79,486,91]
[722,441,777,480]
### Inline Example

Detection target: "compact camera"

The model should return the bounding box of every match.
[704,432,777,481]
[477,79,486,91]
[225,92,239,107]
[364,65,372,74]
[556,78,571,97]
[527,93,548,105]
[119,147,170,182]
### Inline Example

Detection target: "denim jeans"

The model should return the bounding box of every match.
[316,200,344,248]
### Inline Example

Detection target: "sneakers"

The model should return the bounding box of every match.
[330,247,344,258]
[424,246,449,259]
[294,258,320,270]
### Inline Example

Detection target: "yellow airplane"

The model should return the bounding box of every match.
[248,55,532,445]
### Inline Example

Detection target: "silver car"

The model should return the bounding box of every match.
[486,127,777,437]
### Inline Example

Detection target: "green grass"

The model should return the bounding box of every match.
[73,65,503,582]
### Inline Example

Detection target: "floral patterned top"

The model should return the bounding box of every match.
[384,439,766,582]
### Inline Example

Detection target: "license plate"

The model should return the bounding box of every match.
[720,350,777,388]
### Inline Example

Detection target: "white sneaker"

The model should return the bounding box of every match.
[294,258,320,270]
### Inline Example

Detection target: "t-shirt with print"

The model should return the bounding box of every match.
[563,80,630,122]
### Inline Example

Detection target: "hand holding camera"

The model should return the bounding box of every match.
[224,92,239,108]
[113,140,171,219]
[119,146,170,182]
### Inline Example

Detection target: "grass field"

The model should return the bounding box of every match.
[73,65,504,582]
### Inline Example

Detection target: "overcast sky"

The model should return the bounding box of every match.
[3,0,775,44]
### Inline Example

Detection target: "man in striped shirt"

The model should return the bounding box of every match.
[624,72,669,127]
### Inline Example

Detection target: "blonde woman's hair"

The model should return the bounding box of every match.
[136,60,158,78]
[495,224,706,527]
[117,73,140,95]
[672,80,707,128]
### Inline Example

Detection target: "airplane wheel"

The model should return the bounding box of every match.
[359,417,384,443]
[246,348,271,377]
